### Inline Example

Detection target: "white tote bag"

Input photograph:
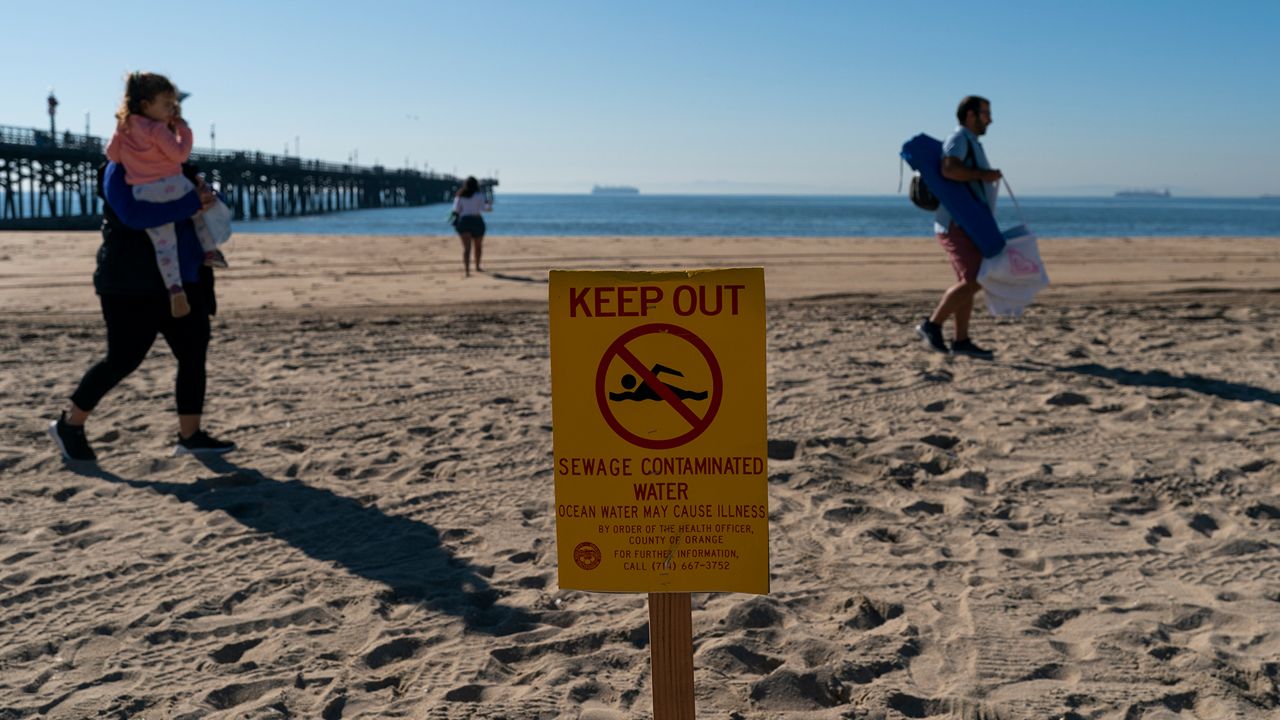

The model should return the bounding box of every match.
[977,180,1049,317]
[978,223,1049,317]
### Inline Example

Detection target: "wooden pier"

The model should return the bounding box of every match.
[0,124,495,230]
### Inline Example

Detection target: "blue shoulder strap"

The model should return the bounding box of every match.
[959,134,986,205]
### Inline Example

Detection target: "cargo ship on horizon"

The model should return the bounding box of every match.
[1115,188,1171,198]
[591,184,639,195]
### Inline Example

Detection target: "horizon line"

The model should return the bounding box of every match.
[490,191,1280,200]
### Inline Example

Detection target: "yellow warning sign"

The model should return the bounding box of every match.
[550,269,768,593]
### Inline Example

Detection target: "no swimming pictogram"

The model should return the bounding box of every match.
[595,323,723,450]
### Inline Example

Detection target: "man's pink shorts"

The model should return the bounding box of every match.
[936,222,982,283]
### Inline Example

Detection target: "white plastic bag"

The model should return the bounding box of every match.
[977,224,1049,317]
[199,198,234,247]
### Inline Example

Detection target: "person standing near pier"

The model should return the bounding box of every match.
[452,176,492,277]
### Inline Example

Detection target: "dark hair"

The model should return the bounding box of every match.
[956,95,989,125]
[457,176,480,199]
[116,72,178,125]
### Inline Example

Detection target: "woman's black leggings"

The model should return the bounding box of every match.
[71,292,210,415]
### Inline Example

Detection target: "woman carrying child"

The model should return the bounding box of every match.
[105,72,229,318]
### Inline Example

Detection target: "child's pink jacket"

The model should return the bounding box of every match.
[105,115,194,185]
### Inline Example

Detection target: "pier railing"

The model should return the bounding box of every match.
[0,123,495,230]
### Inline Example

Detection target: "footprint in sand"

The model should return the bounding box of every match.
[210,637,263,664]
[363,637,424,669]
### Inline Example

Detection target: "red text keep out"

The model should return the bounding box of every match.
[568,284,745,318]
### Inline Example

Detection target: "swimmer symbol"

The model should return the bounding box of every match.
[609,364,709,402]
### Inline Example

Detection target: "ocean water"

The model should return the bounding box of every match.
[5,191,1278,237]
[228,194,1280,238]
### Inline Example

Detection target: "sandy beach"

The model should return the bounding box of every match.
[1,231,1278,719]
[2,232,1279,315]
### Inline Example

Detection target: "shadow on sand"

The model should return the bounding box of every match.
[1019,361,1280,406]
[66,455,536,636]
[488,271,547,284]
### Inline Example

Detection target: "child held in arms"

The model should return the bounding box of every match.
[106,71,230,317]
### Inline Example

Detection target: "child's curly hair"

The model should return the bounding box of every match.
[115,72,177,126]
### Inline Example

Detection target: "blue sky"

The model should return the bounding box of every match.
[2,1,1276,195]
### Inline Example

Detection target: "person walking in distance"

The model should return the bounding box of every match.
[452,176,492,277]
[915,95,1003,357]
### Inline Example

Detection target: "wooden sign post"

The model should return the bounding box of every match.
[650,592,695,718]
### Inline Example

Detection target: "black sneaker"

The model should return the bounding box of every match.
[48,412,97,462]
[204,249,229,269]
[914,320,948,354]
[951,338,995,358]
[175,430,236,456]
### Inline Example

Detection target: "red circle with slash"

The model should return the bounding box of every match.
[595,323,722,450]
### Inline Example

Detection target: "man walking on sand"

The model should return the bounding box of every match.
[915,95,1003,357]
